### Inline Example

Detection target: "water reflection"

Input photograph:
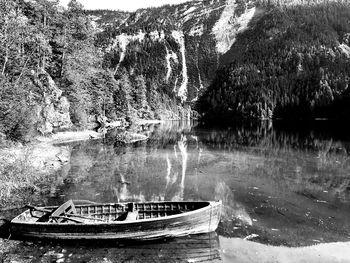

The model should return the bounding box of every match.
[3,231,350,263]
[3,233,221,263]
[45,120,350,247]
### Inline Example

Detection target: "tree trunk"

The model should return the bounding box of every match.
[1,55,7,76]
[60,51,65,78]
[14,53,32,88]
[60,28,67,78]
[43,13,47,28]
[42,54,46,70]
[1,22,8,76]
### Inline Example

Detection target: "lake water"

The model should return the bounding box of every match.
[2,120,350,262]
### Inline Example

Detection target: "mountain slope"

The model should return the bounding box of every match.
[199,1,350,121]
[91,0,350,122]
[88,0,263,115]
[3,0,350,142]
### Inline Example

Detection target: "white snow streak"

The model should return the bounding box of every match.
[182,6,198,23]
[339,44,350,58]
[173,78,178,93]
[183,6,197,16]
[113,34,130,74]
[212,0,257,54]
[112,30,164,74]
[165,46,178,82]
[192,44,204,102]
[264,0,346,6]
[172,30,188,102]
[189,24,204,37]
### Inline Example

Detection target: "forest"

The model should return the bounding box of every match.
[2,0,350,142]
[199,1,350,122]
[0,0,183,142]
[0,0,112,141]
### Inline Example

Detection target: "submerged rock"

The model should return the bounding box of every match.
[116,131,148,144]
[0,218,10,238]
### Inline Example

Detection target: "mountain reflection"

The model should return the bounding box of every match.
[48,120,350,246]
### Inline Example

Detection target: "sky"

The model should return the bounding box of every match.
[59,0,191,11]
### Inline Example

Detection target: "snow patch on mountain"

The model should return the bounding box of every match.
[173,78,179,93]
[112,34,131,73]
[189,24,204,36]
[339,44,350,58]
[182,6,198,23]
[212,0,258,54]
[150,30,165,39]
[165,46,179,82]
[261,0,344,6]
[196,70,204,101]
[192,44,204,102]
[183,6,197,16]
[172,30,188,102]
[111,30,166,73]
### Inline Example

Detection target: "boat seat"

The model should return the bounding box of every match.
[115,211,139,221]
[50,200,84,223]
[115,202,138,221]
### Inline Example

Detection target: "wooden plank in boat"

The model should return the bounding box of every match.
[51,200,84,223]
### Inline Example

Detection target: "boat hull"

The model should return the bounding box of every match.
[11,201,222,240]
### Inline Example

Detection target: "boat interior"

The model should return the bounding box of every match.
[12,200,210,224]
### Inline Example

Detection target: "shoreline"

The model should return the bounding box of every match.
[220,237,350,263]
[135,119,165,125]
[35,130,103,145]
[0,127,150,208]
[2,121,350,262]
[34,119,165,145]
[1,236,349,262]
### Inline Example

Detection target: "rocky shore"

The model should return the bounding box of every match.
[0,126,152,258]
[0,128,149,207]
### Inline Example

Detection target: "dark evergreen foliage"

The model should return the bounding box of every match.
[199,2,350,122]
[2,0,350,141]
[0,0,124,139]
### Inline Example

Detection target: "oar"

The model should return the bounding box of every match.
[49,215,84,223]
[26,205,106,222]
[26,205,53,218]
[72,200,105,205]
[61,213,105,222]
[25,205,53,213]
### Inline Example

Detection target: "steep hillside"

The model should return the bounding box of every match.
[0,0,274,141]
[3,0,350,141]
[89,0,350,123]
[199,0,350,121]
[88,0,264,115]
[0,0,126,140]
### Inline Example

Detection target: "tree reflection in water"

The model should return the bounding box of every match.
[47,120,350,247]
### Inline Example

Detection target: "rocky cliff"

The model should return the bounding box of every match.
[89,0,350,122]
[200,0,350,121]
[0,69,72,141]
[87,0,264,119]
[2,0,350,142]
[34,71,72,135]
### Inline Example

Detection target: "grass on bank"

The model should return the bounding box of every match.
[0,149,49,208]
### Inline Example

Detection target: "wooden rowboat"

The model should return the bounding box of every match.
[11,200,222,240]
